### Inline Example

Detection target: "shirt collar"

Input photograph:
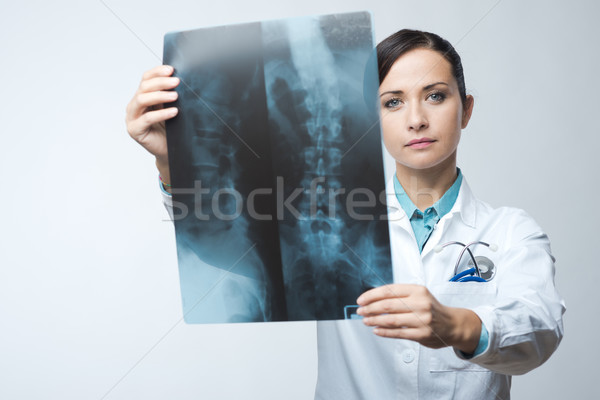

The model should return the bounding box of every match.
[393,169,463,221]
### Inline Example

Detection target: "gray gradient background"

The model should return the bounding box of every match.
[0,0,596,399]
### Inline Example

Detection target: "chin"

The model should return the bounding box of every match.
[396,153,456,172]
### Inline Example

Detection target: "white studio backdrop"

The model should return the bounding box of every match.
[0,0,597,398]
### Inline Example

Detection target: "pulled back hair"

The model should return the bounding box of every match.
[377,29,467,107]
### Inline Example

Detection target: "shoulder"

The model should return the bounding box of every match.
[462,179,548,246]
[475,197,551,250]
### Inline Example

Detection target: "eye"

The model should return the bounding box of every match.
[427,91,446,103]
[384,98,402,109]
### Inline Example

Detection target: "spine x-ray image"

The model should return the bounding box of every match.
[163,11,392,323]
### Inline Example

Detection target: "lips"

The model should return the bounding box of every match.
[406,138,436,147]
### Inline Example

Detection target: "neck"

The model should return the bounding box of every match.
[395,153,458,211]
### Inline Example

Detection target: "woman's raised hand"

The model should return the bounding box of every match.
[125,65,180,184]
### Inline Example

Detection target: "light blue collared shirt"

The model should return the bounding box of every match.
[393,169,462,253]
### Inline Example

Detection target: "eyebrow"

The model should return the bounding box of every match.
[379,81,449,97]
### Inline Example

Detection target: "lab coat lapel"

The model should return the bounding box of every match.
[385,178,424,283]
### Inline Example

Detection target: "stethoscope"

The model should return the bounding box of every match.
[434,241,498,282]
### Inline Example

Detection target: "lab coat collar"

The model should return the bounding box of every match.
[385,178,408,223]
[449,176,477,228]
[385,174,477,229]
[448,175,477,228]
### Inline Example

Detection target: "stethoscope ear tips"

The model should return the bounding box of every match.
[489,244,498,252]
[434,245,444,253]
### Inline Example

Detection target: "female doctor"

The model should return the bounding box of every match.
[125,28,565,399]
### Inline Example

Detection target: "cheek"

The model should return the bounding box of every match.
[432,107,462,137]
[380,115,402,151]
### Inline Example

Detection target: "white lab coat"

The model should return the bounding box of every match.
[313,176,565,400]
[161,175,565,400]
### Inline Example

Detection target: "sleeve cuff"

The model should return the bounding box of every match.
[159,176,174,221]
[159,176,172,197]
[454,304,496,362]
[458,322,489,359]
[473,322,489,356]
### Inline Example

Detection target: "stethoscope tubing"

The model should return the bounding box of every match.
[437,241,496,282]
[450,267,487,282]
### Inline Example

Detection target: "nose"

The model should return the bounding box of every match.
[407,103,428,131]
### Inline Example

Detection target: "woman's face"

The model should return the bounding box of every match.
[379,48,473,173]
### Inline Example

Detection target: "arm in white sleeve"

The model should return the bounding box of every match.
[456,210,566,375]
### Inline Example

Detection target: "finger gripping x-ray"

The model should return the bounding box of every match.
[164,11,392,323]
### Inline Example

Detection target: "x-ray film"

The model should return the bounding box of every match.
[163,11,392,323]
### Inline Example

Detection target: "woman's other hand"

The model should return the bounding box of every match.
[356,284,481,354]
[125,65,180,188]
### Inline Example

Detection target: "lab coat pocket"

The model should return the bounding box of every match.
[429,347,490,372]
[428,281,497,373]
[429,281,498,309]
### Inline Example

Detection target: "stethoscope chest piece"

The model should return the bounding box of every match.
[436,241,498,282]
[467,256,496,281]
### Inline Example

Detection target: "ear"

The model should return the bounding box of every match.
[461,95,474,129]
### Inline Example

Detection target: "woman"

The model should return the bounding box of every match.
[126,28,565,399]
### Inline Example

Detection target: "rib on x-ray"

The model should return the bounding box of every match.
[163,11,392,323]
